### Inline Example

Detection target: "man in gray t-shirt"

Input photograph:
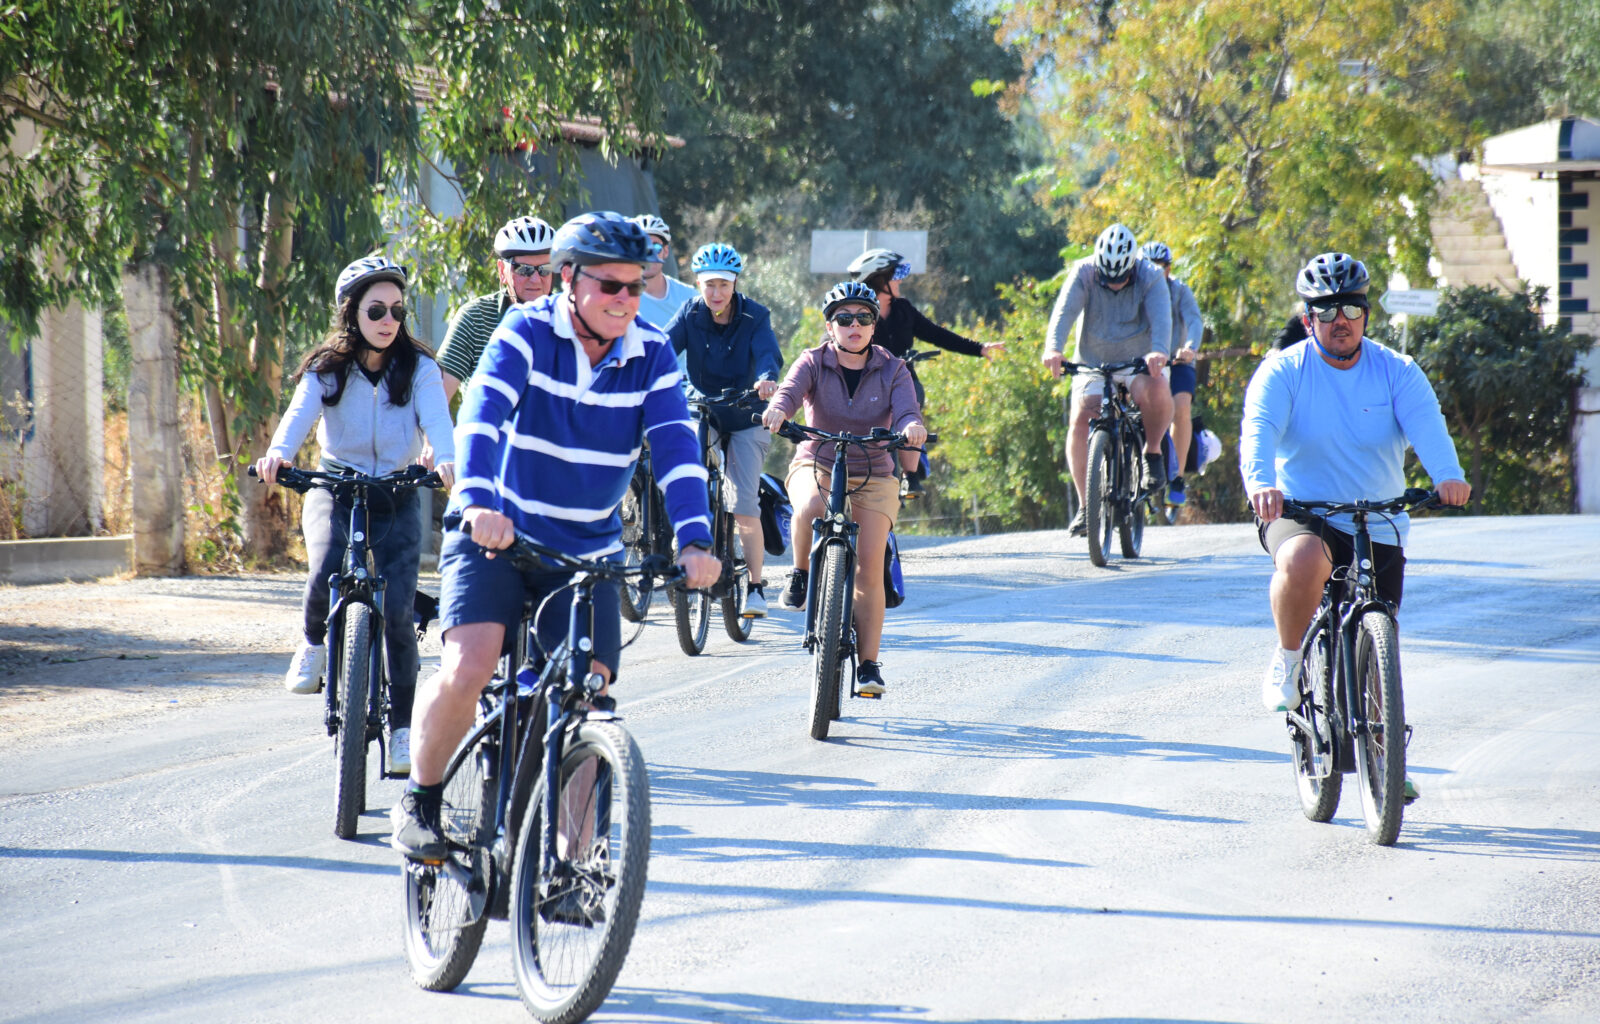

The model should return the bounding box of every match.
[1041,223,1174,533]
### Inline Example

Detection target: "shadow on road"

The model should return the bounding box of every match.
[826,718,1278,765]
[650,824,1083,869]
[1399,821,1600,862]
[0,844,392,876]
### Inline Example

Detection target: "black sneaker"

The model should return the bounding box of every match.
[779,568,808,610]
[857,660,886,696]
[389,791,447,861]
[1141,453,1167,493]
[1068,508,1087,537]
[540,884,606,928]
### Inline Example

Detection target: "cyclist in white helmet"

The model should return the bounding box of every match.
[631,213,699,328]
[1241,252,1470,745]
[1041,223,1174,535]
[1141,241,1206,506]
[435,214,555,400]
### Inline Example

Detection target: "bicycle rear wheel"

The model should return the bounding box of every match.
[618,480,653,623]
[1354,610,1406,845]
[1118,432,1144,558]
[720,520,753,642]
[510,720,651,1024]
[808,545,850,740]
[404,708,496,990]
[333,603,374,840]
[1085,430,1114,568]
[1293,622,1342,822]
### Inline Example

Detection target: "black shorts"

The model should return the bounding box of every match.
[1259,516,1406,609]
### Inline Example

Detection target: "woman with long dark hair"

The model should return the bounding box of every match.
[254,255,455,773]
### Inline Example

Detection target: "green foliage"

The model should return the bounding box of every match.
[1379,285,1593,514]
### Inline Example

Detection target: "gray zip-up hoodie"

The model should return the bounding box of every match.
[1044,257,1172,363]
[268,356,455,474]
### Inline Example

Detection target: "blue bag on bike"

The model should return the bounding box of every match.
[758,473,793,556]
[883,530,906,609]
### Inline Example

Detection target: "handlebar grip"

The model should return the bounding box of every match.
[751,412,765,426]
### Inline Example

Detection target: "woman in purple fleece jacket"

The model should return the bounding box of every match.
[760,282,927,695]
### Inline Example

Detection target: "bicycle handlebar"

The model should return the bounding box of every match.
[1280,488,1453,520]
[774,420,936,452]
[904,349,942,366]
[247,463,443,494]
[1059,357,1152,378]
[459,520,688,587]
[685,387,765,412]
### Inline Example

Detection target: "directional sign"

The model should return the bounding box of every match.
[1380,288,1440,317]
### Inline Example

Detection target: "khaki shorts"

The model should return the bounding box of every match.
[787,460,901,528]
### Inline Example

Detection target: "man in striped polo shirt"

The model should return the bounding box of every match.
[436,215,556,401]
[392,211,720,859]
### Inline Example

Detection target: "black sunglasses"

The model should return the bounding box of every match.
[829,311,877,327]
[510,263,553,279]
[1309,302,1368,323]
[364,302,406,323]
[577,268,646,297]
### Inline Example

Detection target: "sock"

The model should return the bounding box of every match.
[408,780,444,803]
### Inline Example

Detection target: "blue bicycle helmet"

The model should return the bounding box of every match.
[690,242,745,279]
[821,281,880,318]
[550,211,662,270]
[1141,241,1172,265]
[335,255,407,304]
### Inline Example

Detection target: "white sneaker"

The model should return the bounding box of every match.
[284,641,326,694]
[743,585,768,619]
[390,727,411,775]
[1262,647,1302,712]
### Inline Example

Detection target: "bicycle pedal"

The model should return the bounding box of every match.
[854,690,883,700]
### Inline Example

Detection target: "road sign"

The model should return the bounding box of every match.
[1380,288,1440,317]
[809,230,928,275]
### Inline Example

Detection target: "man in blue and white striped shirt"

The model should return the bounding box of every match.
[392,212,719,859]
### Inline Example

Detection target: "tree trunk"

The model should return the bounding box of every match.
[123,261,187,575]
[237,186,298,562]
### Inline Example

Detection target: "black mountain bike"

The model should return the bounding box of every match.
[775,421,929,740]
[402,526,681,1023]
[673,388,766,654]
[1282,488,1444,846]
[618,447,669,624]
[251,462,441,839]
[1064,358,1162,567]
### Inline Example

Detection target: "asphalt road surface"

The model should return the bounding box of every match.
[2,515,1598,1023]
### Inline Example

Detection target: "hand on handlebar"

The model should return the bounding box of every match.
[761,404,786,433]
[1041,352,1064,378]
[904,422,928,448]
[755,379,779,401]
[1436,479,1472,508]
[464,506,515,557]
[1145,351,1168,376]
[253,455,285,486]
[433,461,456,491]
[1250,486,1285,524]
[678,546,721,589]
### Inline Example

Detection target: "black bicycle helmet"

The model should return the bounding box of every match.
[550,211,662,270]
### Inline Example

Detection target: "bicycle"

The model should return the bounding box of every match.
[617,448,671,624]
[1280,488,1444,846]
[774,420,930,740]
[674,387,766,654]
[249,462,441,839]
[402,525,682,1023]
[1063,358,1161,567]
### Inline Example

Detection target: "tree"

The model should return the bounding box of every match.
[1390,285,1592,513]
[1002,0,1466,347]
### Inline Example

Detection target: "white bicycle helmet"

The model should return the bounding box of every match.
[1094,223,1139,279]
[335,255,407,304]
[629,213,671,243]
[494,216,555,258]
[1141,241,1172,265]
[821,281,880,318]
[1296,252,1370,300]
[847,248,909,283]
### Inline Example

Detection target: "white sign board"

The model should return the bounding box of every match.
[1379,288,1440,317]
[809,230,929,275]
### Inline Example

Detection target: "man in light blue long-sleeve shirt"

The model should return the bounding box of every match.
[1042,223,1174,534]
[1241,252,1470,724]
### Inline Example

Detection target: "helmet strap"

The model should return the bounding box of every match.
[567,290,614,349]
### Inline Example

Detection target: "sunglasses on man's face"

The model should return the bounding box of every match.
[510,263,553,279]
[829,311,877,327]
[577,268,646,297]
[364,302,406,323]
[1309,302,1369,323]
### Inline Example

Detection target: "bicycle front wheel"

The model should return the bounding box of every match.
[809,544,850,740]
[404,709,496,990]
[510,720,651,1024]
[1118,431,1145,558]
[1085,430,1114,568]
[333,603,374,840]
[671,585,711,655]
[1354,610,1406,846]
[1293,622,1342,823]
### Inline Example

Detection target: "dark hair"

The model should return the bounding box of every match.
[863,270,895,294]
[292,283,435,407]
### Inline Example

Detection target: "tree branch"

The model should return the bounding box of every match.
[0,92,183,193]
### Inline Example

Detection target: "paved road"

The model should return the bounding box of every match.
[3,516,1598,1023]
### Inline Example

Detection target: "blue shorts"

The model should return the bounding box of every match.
[1169,362,1197,396]
[438,528,623,676]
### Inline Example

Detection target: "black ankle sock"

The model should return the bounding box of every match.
[408,780,444,801]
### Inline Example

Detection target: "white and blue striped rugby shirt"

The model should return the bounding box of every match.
[449,293,712,560]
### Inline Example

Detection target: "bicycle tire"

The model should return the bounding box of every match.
[1085,429,1114,568]
[671,585,711,655]
[809,544,850,741]
[618,480,653,623]
[509,719,651,1024]
[1354,610,1406,846]
[333,603,373,840]
[721,518,753,643]
[1118,434,1144,558]
[1293,622,1342,822]
[404,710,496,990]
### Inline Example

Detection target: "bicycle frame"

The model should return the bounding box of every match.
[1087,367,1148,508]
